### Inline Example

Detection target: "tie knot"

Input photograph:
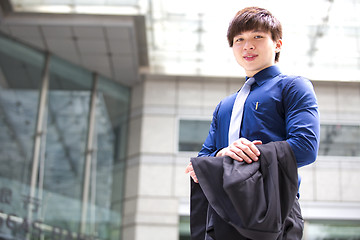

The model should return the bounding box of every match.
[245,77,255,86]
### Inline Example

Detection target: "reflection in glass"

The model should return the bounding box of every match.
[179,120,211,152]
[305,220,360,240]
[0,34,130,239]
[92,75,129,238]
[0,35,43,240]
[319,124,360,156]
[179,216,190,240]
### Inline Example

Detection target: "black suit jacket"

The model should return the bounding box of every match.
[190,141,303,240]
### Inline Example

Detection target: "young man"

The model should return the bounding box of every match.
[186,7,320,239]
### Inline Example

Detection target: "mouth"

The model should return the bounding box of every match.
[243,54,258,61]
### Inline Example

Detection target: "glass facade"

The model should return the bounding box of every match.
[0,34,130,239]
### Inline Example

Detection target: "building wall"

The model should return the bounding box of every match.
[122,74,360,240]
[299,81,360,222]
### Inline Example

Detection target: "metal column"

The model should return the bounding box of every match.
[80,72,98,234]
[29,52,50,219]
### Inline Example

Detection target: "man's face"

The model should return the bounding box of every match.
[232,30,282,77]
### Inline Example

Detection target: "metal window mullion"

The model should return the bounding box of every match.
[80,72,98,234]
[29,52,50,220]
[90,122,98,236]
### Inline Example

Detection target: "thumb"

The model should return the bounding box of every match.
[252,140,262,145]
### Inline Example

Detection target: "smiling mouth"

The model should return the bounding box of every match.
[243,55,258,61]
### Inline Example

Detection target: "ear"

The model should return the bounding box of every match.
[275,39,282,53]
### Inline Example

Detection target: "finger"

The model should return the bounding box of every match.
[185,163,199,183]
[238,149,253,163]
[240,138,261,158]
[190,171,198,183]
[227,145,244,162]
[234,142,258,162]
[249,144,260,157]
[228,149,250,163]
[185,162,193,173]
[252,140,262,145]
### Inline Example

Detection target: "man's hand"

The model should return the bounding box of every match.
[185,138,261,182]
[185,162,198,183]
[216,138,262,163]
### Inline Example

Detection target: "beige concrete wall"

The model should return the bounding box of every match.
[299,81,360,220]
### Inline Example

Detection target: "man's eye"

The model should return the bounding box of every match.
[255,35,263,39]
[235,38,244,42]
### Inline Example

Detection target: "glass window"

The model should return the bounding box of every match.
[319,124,360,156]
[178,119,210,152]
[90,75,130,238]
[42,55,93,235]
[0,35,130,239]
[179,216,190,240]
[304,220,360,240]
[0,35,44,238]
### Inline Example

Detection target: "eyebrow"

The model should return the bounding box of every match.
[235,30,267,36]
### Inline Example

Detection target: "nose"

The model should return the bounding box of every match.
[243,40,254,50]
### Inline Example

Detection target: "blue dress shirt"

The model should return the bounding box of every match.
[198,65,320,168]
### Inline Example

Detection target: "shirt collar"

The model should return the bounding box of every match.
[246,65,281,86]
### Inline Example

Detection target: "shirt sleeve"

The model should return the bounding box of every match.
[198,102,221,157]
[283,77,320,167]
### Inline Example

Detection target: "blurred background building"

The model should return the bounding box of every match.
[0,0,359,239]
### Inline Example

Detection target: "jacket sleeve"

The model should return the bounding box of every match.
[189,179,209,240]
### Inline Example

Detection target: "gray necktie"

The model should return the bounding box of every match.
[228,77,255,144]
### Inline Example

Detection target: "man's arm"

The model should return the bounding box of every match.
[284,77,320,167]
[197,103,221,157]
